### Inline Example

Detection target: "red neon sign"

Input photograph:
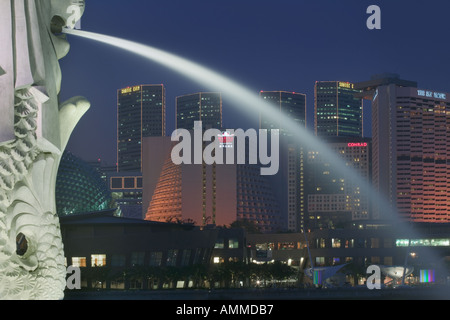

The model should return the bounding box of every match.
[348,142,368,147]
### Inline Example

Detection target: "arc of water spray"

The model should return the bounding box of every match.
[63,28,429,261]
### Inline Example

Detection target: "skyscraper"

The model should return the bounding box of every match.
[259,91,306,134]
[176,92,222,130]
[314,81,363,138]
[142,137,283,232]
[259,91,307,232]
[168,91,234,227]
[117,84,166,172]
[304,137,371,229]
[357,74,450,223]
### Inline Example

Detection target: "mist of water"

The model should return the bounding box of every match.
[62,28,446,292]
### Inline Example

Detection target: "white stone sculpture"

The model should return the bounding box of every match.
[0,0,88,300]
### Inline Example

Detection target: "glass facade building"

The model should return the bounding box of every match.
[56,151,117,216]
[117,84,166,172]
[259,91,307,232]
[314,81,363,138]
[259,91,306,135]
[304,137,372,229]
[176,92,222,130]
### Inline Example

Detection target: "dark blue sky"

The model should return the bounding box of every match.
[60,0,450,164]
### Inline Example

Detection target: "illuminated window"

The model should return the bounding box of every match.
[318,238,326,248]
[214,239,224,249]
[72,257,87,268]
[332,239,341,248]
[396,238,450,247]
[315,257,325,266]
[228,239,239,249]
[279,242,295,250]
[91,254,106,267]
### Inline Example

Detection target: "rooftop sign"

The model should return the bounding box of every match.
[121,86,141,94]
[339,82,354,89]
[417,89,447,100]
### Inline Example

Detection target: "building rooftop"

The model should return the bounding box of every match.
[59,209,196,230]
[354,73,418,100]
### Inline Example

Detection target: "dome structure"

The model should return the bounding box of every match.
[56,151,117,216]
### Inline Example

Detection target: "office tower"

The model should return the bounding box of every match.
[259,91,307,232]
[275,140,306,232]
[173,92,223,226]
[357,74,450,222]
[152,92,226,227]
[259,91,306,134]
[117,84,166,172]
[176,92,222,130]
[314,81,363,137]
[304,137,371,229]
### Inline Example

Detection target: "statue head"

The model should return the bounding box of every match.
[0,0,89,300]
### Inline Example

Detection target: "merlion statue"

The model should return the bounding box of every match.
[0,0,88,300]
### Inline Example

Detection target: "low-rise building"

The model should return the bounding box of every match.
[60,210,247,290]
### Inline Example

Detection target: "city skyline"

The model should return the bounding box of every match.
[59,0,450,164]
[4,0,450,302]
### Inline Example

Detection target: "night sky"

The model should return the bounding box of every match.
[59,0,450,165]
